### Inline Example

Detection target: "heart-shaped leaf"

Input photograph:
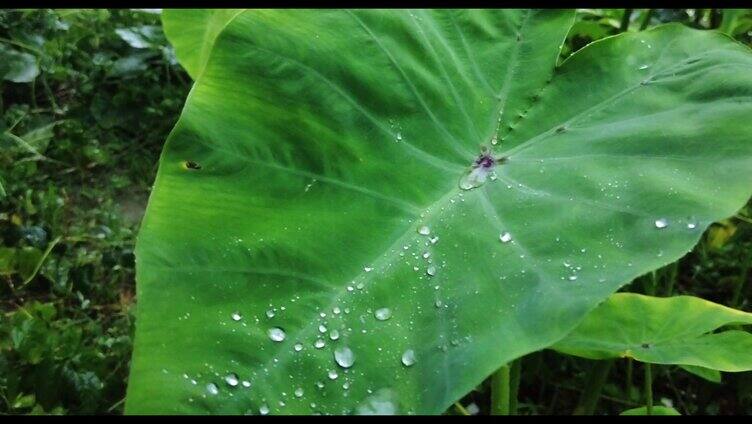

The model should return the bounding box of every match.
[553,293,752,371]
[126,10,752,414]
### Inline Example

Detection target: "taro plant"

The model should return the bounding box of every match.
[125,9,752,414]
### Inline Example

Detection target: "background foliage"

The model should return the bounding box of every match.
[0,8,750,415]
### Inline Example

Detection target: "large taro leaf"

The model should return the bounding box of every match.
[126,10,752,414]
[552,293,752,371]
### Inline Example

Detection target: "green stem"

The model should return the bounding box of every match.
[574,360,613,415]
[19,236,62,288]
[491,364,511,415]
[620,9,634,32]
[626,357,634,401]
[453,401,470,416]
[510,358,522,415]
[639,9,653,30]
[694,9,704,27]
[731,248,751,308]
[665,262,678,297]
[645,363,653,415]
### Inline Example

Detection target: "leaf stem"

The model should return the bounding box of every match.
[574,360,613,415]
[639,9,653,30]
[453,402,470,416]
[732,248,751,308]
[510,358,521,415]
[626,357,634,401]
[645,363,653,415]
[19,236,62,288]
[620,9,634,32]
[491,364,511,415]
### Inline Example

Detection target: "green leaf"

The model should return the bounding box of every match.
[0,44,39,83]
[553,293,752,371]
[680,365,721,383]
[160,9,243,79]
[127,10,752,415]
[718,9,752,37]
[620,405,680,415]
[20,122,57,154]
[115,25,163,49]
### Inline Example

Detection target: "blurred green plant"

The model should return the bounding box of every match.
[0,8,189,414]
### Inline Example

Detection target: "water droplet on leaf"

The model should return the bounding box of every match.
[268,327,286,342]
[334,346,355,368]
[374,307,392,321]
[401,349,416,367]
[654,218,668,229]
[224,373,239,387]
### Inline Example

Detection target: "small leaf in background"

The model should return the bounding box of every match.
[0,44,39,83]
[115,25,162,49]
[20,122,58,155]
[707,219,737,250]
[553,293,752,371]
[16,246,43,281]
[620,405,681,415]
[107,52,154,78]
[719,9,752,37]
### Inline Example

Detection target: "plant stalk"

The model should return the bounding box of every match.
[645,363,653,415]
[620,9,634,32]
[510,358,522,414]
[626,357,634,401]
[491,364,511,415]
[731,248,751,308]
[574,360,613,415]
[639,9,653,30]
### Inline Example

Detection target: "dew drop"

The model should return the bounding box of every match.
[401,349,416,367]
[206,382,219,395]
[231,312,242,321]
[568,275,578,281]
[396,132,402,141]
[418,225,431,236]
[294,387,304,398]
[265,309,275,318]
[426,265,437,277]
[224,373,239,387]
[374,307,392,321]
[364,266,373,272]
[328,370,339,380]
[499,232,513,243]
[294,343,303,352]
[314,339,326,349]
[334,346,355,368]
[268,327,286,342]
[422,251,431,259]
[259,404,270,415]
[687,222,697,229]
[329,329,340,340]
[654,218,668,229]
